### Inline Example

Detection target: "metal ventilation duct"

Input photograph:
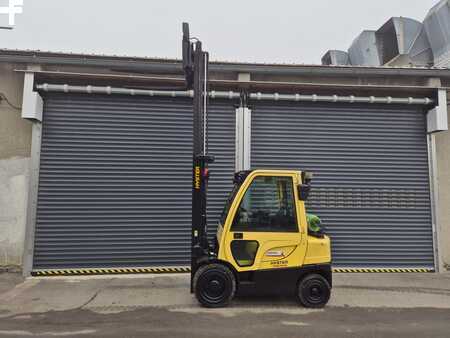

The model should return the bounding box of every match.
[348,31,381,66]
[375,17,433,67]
[321,50,350,65]
[424,0,450,67]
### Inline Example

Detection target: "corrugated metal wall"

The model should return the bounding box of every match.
[206,102,236,237]
[34,93,434,270]
[33,94,236,269]
[251,102,434,268]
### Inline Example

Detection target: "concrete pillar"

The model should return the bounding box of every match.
[0,63,31,270]
[434,92,450,270]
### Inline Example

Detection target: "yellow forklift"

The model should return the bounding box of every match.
[183,24,332,308]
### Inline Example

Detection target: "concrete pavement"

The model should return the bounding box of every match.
[0,272,450,337]
[0,272,22,295]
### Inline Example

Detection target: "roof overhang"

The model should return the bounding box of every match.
[2,48,450,79]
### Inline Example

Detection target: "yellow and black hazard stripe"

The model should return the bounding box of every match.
[332,268,433,273]
[31,266,434,277]
[31,266,191,276]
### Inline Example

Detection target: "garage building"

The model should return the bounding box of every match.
[0,50,449,275]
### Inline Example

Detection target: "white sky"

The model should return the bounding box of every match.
[0,0,439,64]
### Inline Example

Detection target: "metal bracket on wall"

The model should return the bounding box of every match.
[21,69,43,122]
[235,107,251,171]
[427,89,448,133]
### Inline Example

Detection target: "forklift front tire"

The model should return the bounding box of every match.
[193,263,236,308]
[297,273,331,308]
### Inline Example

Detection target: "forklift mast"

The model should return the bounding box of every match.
[182,23,214,284]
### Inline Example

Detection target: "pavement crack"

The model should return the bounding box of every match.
[77,278,115,310]
[78,291,100,309]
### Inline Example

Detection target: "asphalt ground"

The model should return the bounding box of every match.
[0,272,449,337]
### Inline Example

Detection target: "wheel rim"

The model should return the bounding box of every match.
[198,271,229,304]
[301,279,327,305]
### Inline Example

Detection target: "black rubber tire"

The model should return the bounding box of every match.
[193,263,236,308]
[297,273,331,308]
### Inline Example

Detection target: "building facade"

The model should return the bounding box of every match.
[0,49,449,275]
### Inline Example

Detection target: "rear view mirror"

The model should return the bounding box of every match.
[298,184,311,201]
[299,171,313,200]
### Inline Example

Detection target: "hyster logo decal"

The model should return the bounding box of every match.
[194,166,201,190]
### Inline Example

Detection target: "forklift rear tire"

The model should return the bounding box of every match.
[193,263,236,308]
[297,273,331,308]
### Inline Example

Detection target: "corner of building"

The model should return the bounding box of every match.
[0,62,31,271]
[434,92,450,271]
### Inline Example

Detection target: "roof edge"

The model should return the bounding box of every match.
[1,48,449,78]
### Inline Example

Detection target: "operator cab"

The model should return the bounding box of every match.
[216,169,313,245]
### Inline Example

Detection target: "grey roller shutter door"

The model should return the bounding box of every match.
[33,93,235,269]
[251,102,434,268]
[207,102,236,237]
